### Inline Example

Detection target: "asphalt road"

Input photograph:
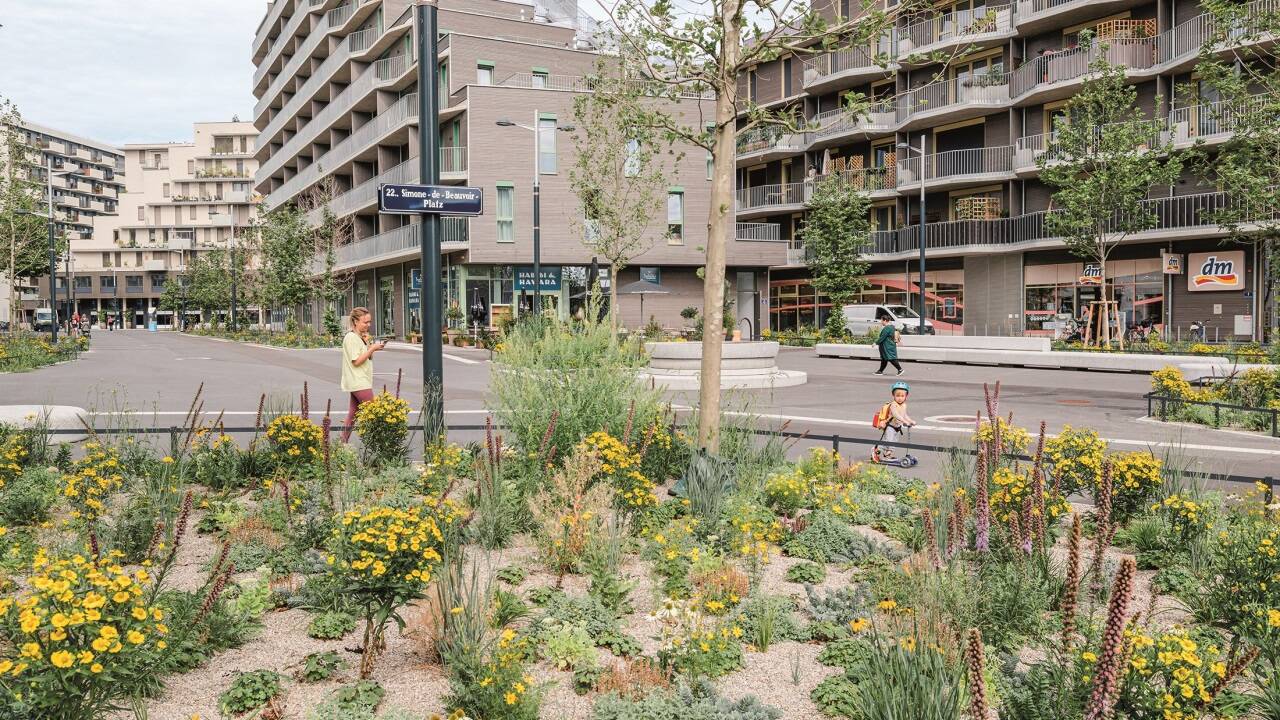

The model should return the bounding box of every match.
[3,330,1277,484]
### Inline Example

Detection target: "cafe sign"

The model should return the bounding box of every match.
[1187,251,1244,292]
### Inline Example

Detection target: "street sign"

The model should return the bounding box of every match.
[379,183,484,215]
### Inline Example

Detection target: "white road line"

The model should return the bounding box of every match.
[93,409,492,416]
[442,352,482,365]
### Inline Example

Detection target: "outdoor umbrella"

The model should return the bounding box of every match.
[617,279,671,330]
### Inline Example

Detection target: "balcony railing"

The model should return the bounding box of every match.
[803,35,895,85]
[811,100,896,139]
[256,9,334,111]
[897,74,1009,123]
[495,72,716,100]
[253,0,317,88]
[900,4,1013,55]
[736,222,783,241]
[735,127,811,156]
[897,145,1014,185]
[441,147,467,174]
[1169,94,1270,143]
[1010,41,1156,98]
[833,166,897,192]
[266,92,419,210]
[306,157,418,225]
[325,218,469,271]
[736,182,810,210]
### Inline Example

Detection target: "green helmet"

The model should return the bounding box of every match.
[891,381,910,394]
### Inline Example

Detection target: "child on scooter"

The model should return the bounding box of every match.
[873,381,915,461]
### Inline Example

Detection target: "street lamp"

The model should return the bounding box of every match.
[495,113,575,316]
[897,138,928,335]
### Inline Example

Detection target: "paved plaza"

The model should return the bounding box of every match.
[3,330,1277,482]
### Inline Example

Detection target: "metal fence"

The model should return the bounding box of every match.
[1146,392,1280,437]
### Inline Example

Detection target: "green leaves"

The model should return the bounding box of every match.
[800,175,872,307]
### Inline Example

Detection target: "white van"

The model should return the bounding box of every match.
[842,304,935,336]
[32,308,54,332]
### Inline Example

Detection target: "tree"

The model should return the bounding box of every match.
[256,202,312,330]
[1039,50,1183,346]
[800,174,871,341]
[0,97,54,328]
[569,60,671,337]
[159,248,241,323]
[600,0,905,451]
[305,178,354,336]
[1193,0,1280,340]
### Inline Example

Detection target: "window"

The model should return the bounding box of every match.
[190,206,197,220]
[101,252,112,268]
[477,60,494,85]
[126,275,143,292]
[667,189,684,244]
[75,276,91,290]
[783,56,793,96]
[152,152,162,168]
[151,275,167,291]
[162,183,170,198]
[438,61,449,95]
[100,276,115,291]
[840,0,850,18]
[538,117,557,174]
[496,183,515,242]
[137,207,145,221]
[532,68,549,88]
[748,69,758,102]
[624,138,641,177]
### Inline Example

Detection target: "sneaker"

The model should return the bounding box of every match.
[873,371,885,375]
[896,368,905,376]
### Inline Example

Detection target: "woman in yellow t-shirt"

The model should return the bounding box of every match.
[340,307,386,442]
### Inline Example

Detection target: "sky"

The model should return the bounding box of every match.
[0,0,265,147]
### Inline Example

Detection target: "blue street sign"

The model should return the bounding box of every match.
[379,183,484,215]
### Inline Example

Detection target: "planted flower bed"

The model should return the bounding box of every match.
[0,332,88,372]
[1149,366,1280,435]
[187,326,342,349]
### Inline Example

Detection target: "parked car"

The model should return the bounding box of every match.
[842,303,935,336]
[31,308,54,332]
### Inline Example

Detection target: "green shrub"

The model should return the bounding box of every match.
[496,564,528,586]
[532,590,639,657]
[100,493,164,564]
[817,637,874,670]
[542,623,599,671]
[811,675,861,718]
[218,670,282,716]
[784,512,902,564]
[851,635,964,720]
[785,562,827,585]
[593,679,781,720]
[0,466,59,525]
[804,584,871,631]
[299,651,344,682]
[308,610,358,639]
[731,594,805,650]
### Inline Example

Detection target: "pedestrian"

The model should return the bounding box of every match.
[873,315,903,376]
[872,381,915,461]
[340,306,385,443]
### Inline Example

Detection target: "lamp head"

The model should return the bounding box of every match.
[495,119,515,127]
[896,142,910,150]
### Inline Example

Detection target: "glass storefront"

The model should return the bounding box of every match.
[1024,259,1163,336]
[770,270,965,333]
[377,276,395,337]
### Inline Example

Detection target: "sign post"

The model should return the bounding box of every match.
[416,0,443,442]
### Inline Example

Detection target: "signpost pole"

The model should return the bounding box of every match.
[532,108,541,317]
[417,0,444,440]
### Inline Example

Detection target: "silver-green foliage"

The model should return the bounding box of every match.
[592,679,781,720]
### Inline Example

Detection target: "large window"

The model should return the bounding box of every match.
[538,117,557,174]
[782,56,793,96]
[624,139,640,178]
[496,184,515,242]
[1023,259,1163,336]
[667,190,684,244]
[477,61,493,85]
[532,68,549,88]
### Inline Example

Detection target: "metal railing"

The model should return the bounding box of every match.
[736,222,783,241]
[255,9,334,113]
[1169,93,1272,142]
[305,157,417,225]
[253,0,318,88]
[897,74,1009,123]
[440,146,467,174]
[735,126,811,156]
[812,100,896,139]
[833,166,897,192]
[1010,41,1156,98]
[735,181,810,210]
[1147,392,1280,437]
[495,72,715,99]
[1014,0,1088,19]
[804,35,894,83]
[265,92,418,211]
[325,218,469,271]
[900,4,1012,54]
[897,145,1013,185]
[252,0,293,58]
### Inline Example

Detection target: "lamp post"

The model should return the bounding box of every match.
[897,137,927,335]
[495,113,574,316]
[19,158,76,341]
[229,211,239,329]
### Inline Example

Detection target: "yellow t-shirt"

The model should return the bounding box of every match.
[340,331,373,392]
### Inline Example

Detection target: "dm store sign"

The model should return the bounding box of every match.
[1186,251,1244,292]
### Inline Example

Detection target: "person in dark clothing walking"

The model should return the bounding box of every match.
[874,315,903,375]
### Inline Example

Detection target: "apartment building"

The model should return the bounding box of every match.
[71,121,260,328]
[740,0,1274,339]
[6,121,124,325]
[251,0,785,339]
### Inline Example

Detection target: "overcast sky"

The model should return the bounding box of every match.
[0,0,265,147]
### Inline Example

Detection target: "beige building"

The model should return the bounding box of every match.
[72,121,260,327]
[7,121,124,325]
[251,0,785,339]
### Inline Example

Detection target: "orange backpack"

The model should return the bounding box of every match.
[872,403,892,430]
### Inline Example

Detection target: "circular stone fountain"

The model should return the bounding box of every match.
[638,341,807,390]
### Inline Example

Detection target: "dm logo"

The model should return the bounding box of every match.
[1191,255,1238,288]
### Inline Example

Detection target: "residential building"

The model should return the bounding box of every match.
[78,121,260,328]
[251,0,785,339]
[741,0,1274,340]
[5,121,124,326]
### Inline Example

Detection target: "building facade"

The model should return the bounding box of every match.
[740,0,1273,340]
[74,121,260,328]
[8,121,125,326]
[251,0,786,339]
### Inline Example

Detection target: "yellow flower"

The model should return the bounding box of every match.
[504,692,518,705]
[50,651,74,669]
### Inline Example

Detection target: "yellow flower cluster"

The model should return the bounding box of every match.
[988,467,1071,524]
[973,417,1031,455]
[355,391,411,462]
[1118,627,1224,719]
[0,551,167,705]
[265,415,323,463]
[0,434,28,488]
[725,500,784,564]
[1151,366,1195,399]
[1044,425,1106,495]
[355,391,410,430]
[649,597,743,677]
[581,431,657,510]
[1107,451,1164,516]
[1152,495,1210,538]
[763,448,861,517]
[62,442,124,523]
[462,628,538,715]
[329,504,451,588]
[421,442,467,497]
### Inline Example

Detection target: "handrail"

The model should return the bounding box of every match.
[897,73,1009,123]
[323,218,470,271]
[736,181,810,210]
[811,99,896,139]
[304,156,418,226]
[735,126,812,155]
[897,145,1014,184]
[804,33,895,81]
[1147,391,1280,437]
[736,222,783,241]
[900,3,1012,53]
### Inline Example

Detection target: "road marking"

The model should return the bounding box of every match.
[94,409,492,416]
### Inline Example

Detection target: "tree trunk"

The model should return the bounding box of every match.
[609,264,619,339]
[697,1,741,454]
[1098,253,1109,347]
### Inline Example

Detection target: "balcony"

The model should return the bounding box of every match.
[898,4,1014,61]
[809,100,896,148]
[831,166,898,198]
[323,218,469,273]
[1010,41,1156,104]
[1168,94,1269,147]
[736,222,783,242]
[143,259,167,272]
[1014,0,1144,35]
[1014,119,1169,175]
[253,0,321,90]
[735,181,811,219]
[735,127,811,165]
[802,35,896,93]
[440,147,467,181]
[897,146,1015,190]
[495,72,715,100]
[897,74,1009,129]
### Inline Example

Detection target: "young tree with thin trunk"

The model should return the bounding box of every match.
[569,60,670,336]
[599,0,906,451]
[0,98,50,330]
[305,178,355,336]
[256,201,312,331]
[800,174,872,341]
[1193,0,1280,340]
[1039,50,1182,345]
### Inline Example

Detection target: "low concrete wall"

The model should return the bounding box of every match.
[642,341,805,389]
[898,335,1051,352]
[0,405,90,442]
[814,343,1243,378]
